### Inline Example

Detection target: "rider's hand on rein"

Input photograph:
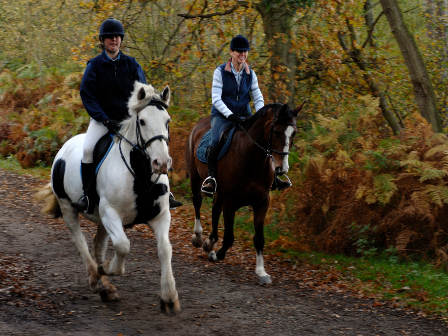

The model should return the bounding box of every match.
[103,119,121,133]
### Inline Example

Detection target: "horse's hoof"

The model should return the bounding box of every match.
[100,290,119,302]
[160,298,181,315]
[258,275,272,285]
[191,235,203,248]
[203,238,215,252]
[208,251,218,262]
[96,277,119,302]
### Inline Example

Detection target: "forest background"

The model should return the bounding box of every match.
[2,0,448,316]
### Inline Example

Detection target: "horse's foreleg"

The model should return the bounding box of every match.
[210,204,234,262]
[204,198,222,253]
[253,198,271,285]
[191,182,204,248]
[150,211,181,315]
[100,207,129,276]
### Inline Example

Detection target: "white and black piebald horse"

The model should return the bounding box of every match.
[34,82,180,314]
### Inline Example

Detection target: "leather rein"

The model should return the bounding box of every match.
[114,98,170,191]
[238,107,296,161]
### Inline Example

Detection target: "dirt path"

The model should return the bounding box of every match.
[0,169,447,336]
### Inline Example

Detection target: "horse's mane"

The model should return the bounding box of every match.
[242,103,294,130]
[118,82,164,139]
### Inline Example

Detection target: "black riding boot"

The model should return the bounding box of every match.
[169,192,183,209]
[201,146,218,197]
[71,162,94,212]
[271,175,292,191]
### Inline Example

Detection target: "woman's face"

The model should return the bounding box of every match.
[103,35,122,53]
[230,50,248,65]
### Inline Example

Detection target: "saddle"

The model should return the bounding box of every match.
[84,132,114,213]
[196,125,237,163]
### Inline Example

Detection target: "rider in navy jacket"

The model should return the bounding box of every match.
[80,51,147,123]
[72,18,182,213]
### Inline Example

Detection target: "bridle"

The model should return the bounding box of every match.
[239,107,296,161]
[114,98,170,191]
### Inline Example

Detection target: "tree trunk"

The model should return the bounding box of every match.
[337,30,403,134]
[255,2,296,105]
[380,0,442,133]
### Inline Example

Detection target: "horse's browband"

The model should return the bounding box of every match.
[147,98,168,110]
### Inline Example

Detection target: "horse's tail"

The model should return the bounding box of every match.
[33,183,62,218]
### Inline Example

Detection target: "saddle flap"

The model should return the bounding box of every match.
[196,126,237,164]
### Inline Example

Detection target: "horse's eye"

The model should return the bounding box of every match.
[140,119,146,126]
[274,131,281,136]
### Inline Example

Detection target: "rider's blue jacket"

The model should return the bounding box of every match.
[80,50,147,123]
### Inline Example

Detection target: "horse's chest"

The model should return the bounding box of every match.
[130,150,168,225]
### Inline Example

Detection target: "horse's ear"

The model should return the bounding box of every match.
[292,101,306,117]
[278,104,289,115]
[138,87,146,101]
[161,86,171,106]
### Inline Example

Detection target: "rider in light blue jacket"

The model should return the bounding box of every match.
[201,35,291,197]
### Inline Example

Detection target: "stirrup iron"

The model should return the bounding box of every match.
[201,176,217,197]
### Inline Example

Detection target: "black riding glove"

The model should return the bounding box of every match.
[227,114,243,125]
[103,119,121,133]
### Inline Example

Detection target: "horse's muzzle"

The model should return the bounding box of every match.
[275,166,288,176]
[152,157,172,175]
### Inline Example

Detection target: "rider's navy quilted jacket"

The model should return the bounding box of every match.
[80,50,147,123]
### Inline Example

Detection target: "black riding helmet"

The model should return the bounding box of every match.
[99,17,125,40]
[230,35,250,51]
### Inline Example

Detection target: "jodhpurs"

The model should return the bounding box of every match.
[210,115,233,149]
[82,119,109,164]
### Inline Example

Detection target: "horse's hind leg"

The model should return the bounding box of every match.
[204,197,223,254]
[59,202,102,294]
[150,211,181,315]
[93,223,118,301]
[253,198,272,285]
[191,175,204,248]
[210,202,233,262]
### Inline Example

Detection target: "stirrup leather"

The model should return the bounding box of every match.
[201,176,217,196]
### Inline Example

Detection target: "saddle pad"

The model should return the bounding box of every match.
[94,133,114,175]
[196,126,236,164]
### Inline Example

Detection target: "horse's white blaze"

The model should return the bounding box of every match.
[255,252,269,277]
[280,125,295,174]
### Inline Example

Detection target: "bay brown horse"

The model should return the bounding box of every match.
[185,102,304,284]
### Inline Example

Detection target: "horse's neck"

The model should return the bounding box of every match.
[121,119,138,145]
[235,116,271,159]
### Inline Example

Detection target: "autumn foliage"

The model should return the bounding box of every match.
[272,96,448,263]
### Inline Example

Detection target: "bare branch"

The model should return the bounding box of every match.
[178,1,248,19]
[361,11,384,49]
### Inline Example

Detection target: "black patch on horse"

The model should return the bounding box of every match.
[52,159,69,201]
[85,132,114,213]
[127,148,168,227]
